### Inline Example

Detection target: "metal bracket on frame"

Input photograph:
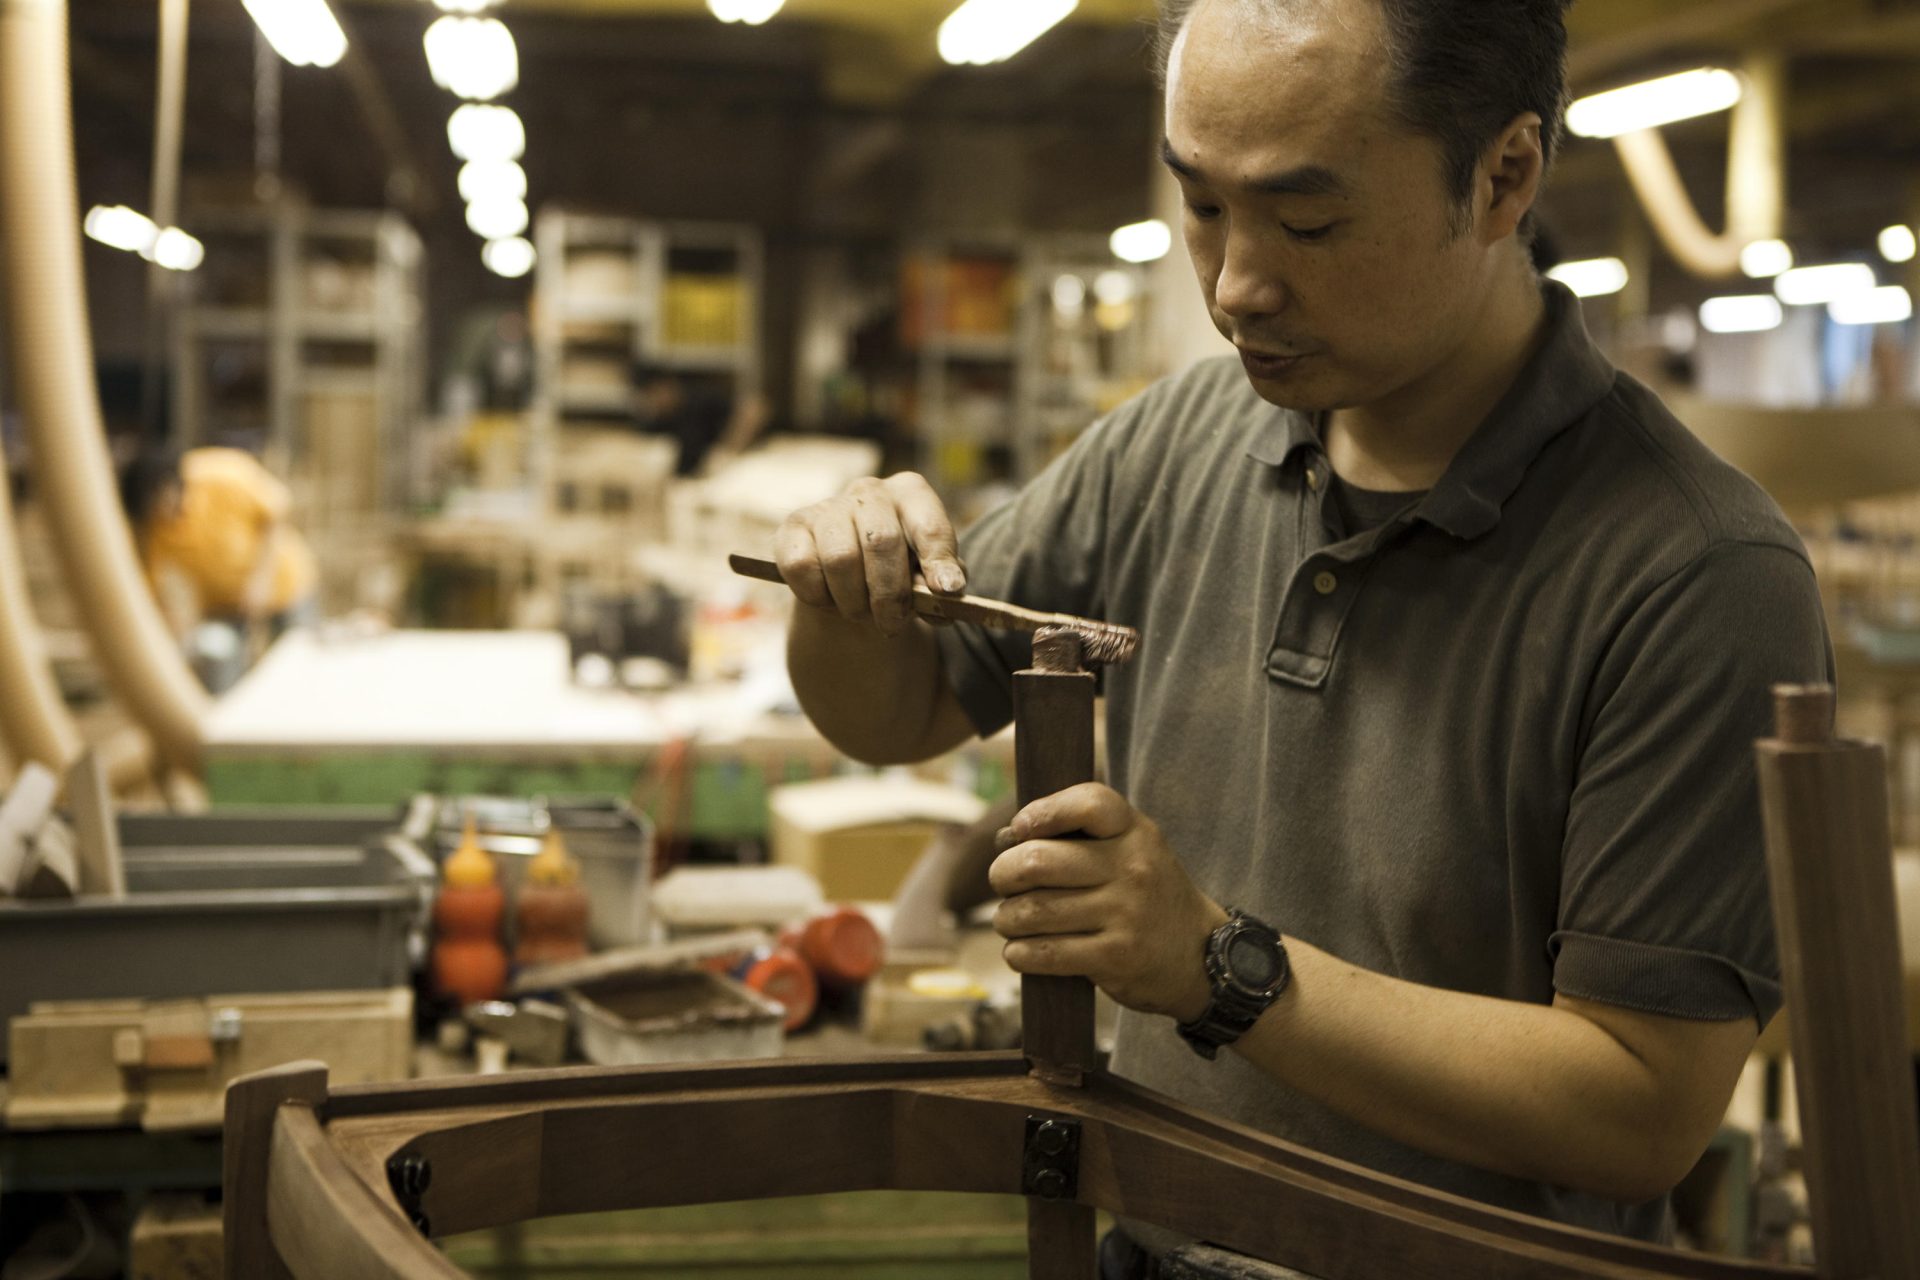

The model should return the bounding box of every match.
[1022,1114,1081,1201]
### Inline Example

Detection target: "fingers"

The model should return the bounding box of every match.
[772,522,831,610]
[851,481,912,637]
[771,471,960,635]
[1010,784,1135,842]
[1001,935,1104,979]
[988,837,1112,897]
[885,472,966,595]
[993,886,1109,939]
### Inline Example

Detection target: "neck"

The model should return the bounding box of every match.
[1325,259,1548,492]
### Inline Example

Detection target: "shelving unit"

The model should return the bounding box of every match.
[904,236,1154,495]
[170,202,425,520]
[530,210,765,492]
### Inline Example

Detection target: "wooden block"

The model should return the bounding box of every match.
[67,748,126,897]
[223,1061,328,1280]
[131,1192,223,1280]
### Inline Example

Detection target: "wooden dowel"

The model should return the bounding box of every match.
[1755,683,1920,1279]
[1013,628,1099,1280]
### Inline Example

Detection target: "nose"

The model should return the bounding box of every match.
[1212,230,1286,322]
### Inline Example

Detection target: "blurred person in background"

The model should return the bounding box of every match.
[630,360,769,477]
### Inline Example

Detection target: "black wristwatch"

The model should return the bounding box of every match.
[1177,910,1290,1060]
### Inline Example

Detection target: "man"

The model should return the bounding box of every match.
[630,361,770,477]
[772,0,1830,1267]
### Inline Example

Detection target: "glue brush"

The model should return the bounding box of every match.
[727,554,1140,667]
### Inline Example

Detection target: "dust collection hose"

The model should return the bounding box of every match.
[0,0,209,770]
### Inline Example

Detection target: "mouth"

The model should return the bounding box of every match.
[1236,347,1312,378]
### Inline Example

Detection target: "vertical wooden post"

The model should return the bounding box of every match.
[223,1060,329,1280]
[1755,684,1920,1280]
[1013,627,1098,1280]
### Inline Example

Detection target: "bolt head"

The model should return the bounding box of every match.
[1033,1168,1068,1199]
[1034,1121,1071,1156]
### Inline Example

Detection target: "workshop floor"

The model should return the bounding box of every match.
[440,1189,1031,1277]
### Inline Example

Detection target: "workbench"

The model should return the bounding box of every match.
[203,629,1013,840]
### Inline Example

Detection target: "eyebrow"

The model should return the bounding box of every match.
[1160,138,1348,198]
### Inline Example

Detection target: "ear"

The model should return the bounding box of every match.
[1479,112,1545,244]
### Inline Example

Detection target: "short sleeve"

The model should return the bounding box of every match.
[1552,541,1832,1027]
[934,415,1130,738]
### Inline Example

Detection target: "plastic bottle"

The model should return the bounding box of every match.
[513,827,591,968]
[431,816,508,1005]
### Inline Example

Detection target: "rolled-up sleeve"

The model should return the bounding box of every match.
[1552,541,1832,1027]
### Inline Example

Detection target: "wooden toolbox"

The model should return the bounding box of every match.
[5,987,411,1132]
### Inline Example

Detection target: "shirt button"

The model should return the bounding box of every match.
[1313,571,1338,596]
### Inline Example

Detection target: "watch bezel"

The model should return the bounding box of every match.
[1178,909,1290,1060]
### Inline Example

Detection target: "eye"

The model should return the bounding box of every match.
[1184,201,1222,222]
[1286,223,1335,243]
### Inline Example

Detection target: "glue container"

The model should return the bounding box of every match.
[432,816,508,1005]
[514,827,592,968]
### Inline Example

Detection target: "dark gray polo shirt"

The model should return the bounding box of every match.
[934,283,1832,1241]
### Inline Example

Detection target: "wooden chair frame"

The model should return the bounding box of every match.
[224,685,1920,1279]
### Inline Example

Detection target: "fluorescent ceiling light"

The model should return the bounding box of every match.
[424,16,518,101]
[448,104,525,162]
[1829,285,1912,327]
[148,227,205,272]
[1775,262,1877,307]
[709,0,785,22]
[1566,68,1742,139]
[1699,295,1783,334]
[1739,239,1793,279]
[466,196,529,240]
[458,159,526,204]
[1110,219,1172,265]
[84,205,158,254]
[483,236,537,279]
[938,0,1077,66]
[1546,257,1629,298]
[1881,225,1918,265]
[241,0,348,69]
[433,0,499,10]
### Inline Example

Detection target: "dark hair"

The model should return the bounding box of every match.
[1155,0,1574,231]
[118,443,183,528]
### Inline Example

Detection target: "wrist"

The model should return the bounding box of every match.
[1172,902,1232,1024]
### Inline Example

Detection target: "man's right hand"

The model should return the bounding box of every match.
[773,472,967,639]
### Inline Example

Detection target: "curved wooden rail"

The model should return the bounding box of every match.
[227,685,1919,1278]
[229,1052,1813,1280]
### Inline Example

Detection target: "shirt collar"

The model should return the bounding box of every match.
[1244,281,1618,540]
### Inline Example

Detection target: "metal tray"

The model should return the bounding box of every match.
[0,810,432,1060]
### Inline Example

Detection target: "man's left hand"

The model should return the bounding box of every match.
[989,783,1228,1022]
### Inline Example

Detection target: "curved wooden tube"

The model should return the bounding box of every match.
[234,1052,1813,1280]
[0,437,85,775]
[1610,54,1785,281]
[0,0,209,770]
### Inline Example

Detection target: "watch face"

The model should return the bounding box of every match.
[1226,931,1281,989]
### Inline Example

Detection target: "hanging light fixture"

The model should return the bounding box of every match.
[483,236,537,279]
[424,16,518,101]
[708,0,785,23]
[448,104,525,162]
[1829,285,1912,327]
[1110,219,1172,265]
[1698,295,1783,334]
[466,196,529,240]
[938,0,1077,66]
[240,0,348,69]
[1774,263,1877,307]
[458,159,527,204]
[1739,239,1793,279]
[1567,68,1742,139]
[1545,257,1630,298]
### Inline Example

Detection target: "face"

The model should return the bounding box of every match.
[1164,0,1512,414]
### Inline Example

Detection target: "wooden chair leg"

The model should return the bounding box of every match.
[224,1059,329,1280]
[1757,685,1920,1278]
